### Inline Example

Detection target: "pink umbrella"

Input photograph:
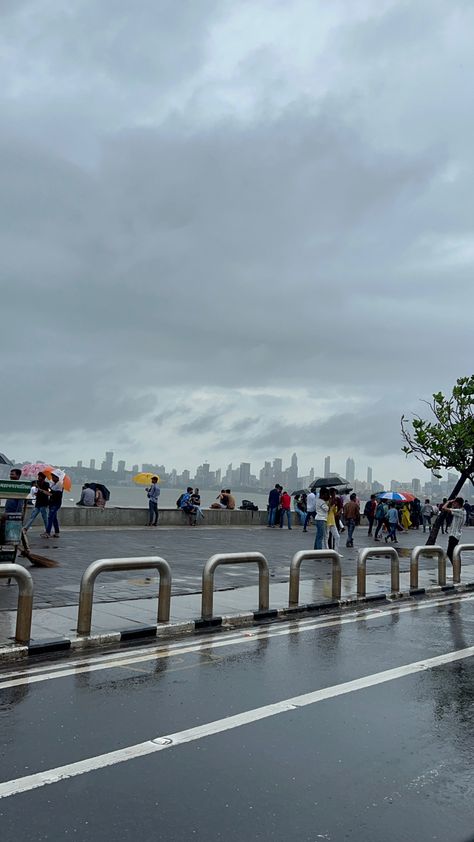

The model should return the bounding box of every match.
[20,462,54,478]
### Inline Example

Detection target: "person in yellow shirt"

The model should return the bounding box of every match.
[327,500,340,553]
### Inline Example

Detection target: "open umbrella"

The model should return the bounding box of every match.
[88,482,110,501]
[377,491,415,503]
[310,475,347,490]
[133,472,160,486]
[20,463,72,491]
[291,489,309,496]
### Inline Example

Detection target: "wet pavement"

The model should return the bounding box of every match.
[1,591,474,840]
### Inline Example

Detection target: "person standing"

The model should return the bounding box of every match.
[401,504,412,532]
[279,490,292,529]
[326,497,340,553]
[146,476,160,526]
[343,493,360,548]
[43,471,63,537]
[374,500,388,541]
[421,499,434,533]
[364,495,377,537]
[303,490,316,532]
[314,489,329,550]
[24,472,50,531]
[443,498,466,563]
[4,468,23,514]
[267,485,281,528]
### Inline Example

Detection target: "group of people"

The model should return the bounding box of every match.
[267,485,293,529]
[76,483,107,509]
[176,486,206,525]
[4,467,64,538]
[210,489,236,510]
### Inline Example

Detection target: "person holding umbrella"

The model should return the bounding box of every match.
[42,470,63,537]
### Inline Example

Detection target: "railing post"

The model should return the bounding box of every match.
[357,547,400,598]
[289,550,341,606]
[410,546,446,589]
[201,552,269,620]
[0,564,34,644]
[452,543,474,585]
[77,557,172,636]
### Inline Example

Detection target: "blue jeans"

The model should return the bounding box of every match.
[387,523,398,542]
[280,509,292,528]
[268,507,278,526]
[148,500,158,525]
[295,507,306,526]
[346,518,356,545]
[304,511,315,531]
[24,506,48,531]
[314,520,326,550]
[46,506,61,535]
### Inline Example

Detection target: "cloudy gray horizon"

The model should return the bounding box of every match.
[1,0,473,487]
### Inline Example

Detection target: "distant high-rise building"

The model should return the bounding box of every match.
[412,478,421,495]
[117,460,126,474]
[309,467,315,482]
[324,456,331,477]
[239,462,251,486]
[104,451,114,471]
[132,464,139,475]
[76,460,82,469]
[367,466,373,486]
[272,458,283,482]
[89,459,95,470]
[287,453,298,490]
[345,458,355,484]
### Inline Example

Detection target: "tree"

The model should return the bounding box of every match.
[401,375,474,545]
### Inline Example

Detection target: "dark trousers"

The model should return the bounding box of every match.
[447,536,458,562]
[367,515,375,535]
[303,511,315,531]
[46,506,61,535]
[148,500,158,525]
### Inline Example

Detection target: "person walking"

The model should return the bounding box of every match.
[42,471,63,537]
[364,495,377,537]
[326,497,340,553]
[401,504,412,532]
[384,503,399,544]
[314,489,329,550]
[343,493,360,548]
[146,476,160,526]
[421,499,434,533]
[303,490,316,532]
[24,471,50,531]
[443,498,466,563]
[267,485,281,528]
[374,500,388,541]
[279,490,292,529]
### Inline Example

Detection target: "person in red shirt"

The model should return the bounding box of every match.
[279,490,292,529]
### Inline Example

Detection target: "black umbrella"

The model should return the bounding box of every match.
[310,475,347,490]
[88,482,111,501]
[291,489,309,496]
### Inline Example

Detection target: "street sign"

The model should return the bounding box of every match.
[0,480,31,499]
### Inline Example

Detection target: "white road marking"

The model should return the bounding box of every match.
[1,644,473,800]
[1,591,473,690]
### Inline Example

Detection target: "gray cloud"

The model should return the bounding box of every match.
[1,0,473,480]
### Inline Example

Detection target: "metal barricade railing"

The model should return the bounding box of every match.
[77,557,172,636]
[289,550,341,606]
[0,564,33,644]
[357,547,400,598]
[201,552,269,620]
[452,543,474,585]
[410,545,446,589]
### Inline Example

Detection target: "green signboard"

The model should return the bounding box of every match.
[0,480,31,499]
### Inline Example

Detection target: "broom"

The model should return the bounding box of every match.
[19,530,59,568]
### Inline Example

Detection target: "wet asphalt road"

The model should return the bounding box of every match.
[1,592,474,840]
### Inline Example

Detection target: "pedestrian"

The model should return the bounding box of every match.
[401,504,412,532]
[421,499,434,533]
[374,500,388,541]
[343,493,360,548]
[443,498,466,563]
[267,484,281,528]
[363,494,377,537]
[384,503,399,544]
[326,495,340,553]
[4,468,23,514]
[293,494,306,526]
[191,488,205,521]
[411,497,421,530]
[146,476,160,526]
[314,489,329,550]
[303,489,316,532]
[464,501,471,527]
[279,490,292,529]
[24,471,50,531]
[42,471,63,537]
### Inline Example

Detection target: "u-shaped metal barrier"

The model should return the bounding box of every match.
[357,547,400,598]
[452,543,474,585]
[77,556,172,636]
[289,550,341,606]
[0,564,34,644]
[201,552,269,620]
[410,545,446,589]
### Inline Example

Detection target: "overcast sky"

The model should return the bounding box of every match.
[1,0,473,486]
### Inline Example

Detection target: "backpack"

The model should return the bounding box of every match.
[363,501,372,517]
[375,502,385,519]
[176,494,184,508]
[240,499,258,511]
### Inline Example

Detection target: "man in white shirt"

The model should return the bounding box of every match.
[303,491,316,532]
[443,497,466,563]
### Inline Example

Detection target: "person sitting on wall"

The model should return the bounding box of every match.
[225,489,236,510]
[210,490,228,509]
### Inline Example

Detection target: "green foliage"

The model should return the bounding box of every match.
[401,375,474,479]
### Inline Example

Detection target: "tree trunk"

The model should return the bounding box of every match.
[425,472,469,546]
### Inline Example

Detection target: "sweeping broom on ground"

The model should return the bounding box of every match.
[19,529,59,567]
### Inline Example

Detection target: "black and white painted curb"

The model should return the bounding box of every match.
[1,581,474,663]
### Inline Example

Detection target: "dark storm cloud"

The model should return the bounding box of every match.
[1,0,473,466]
